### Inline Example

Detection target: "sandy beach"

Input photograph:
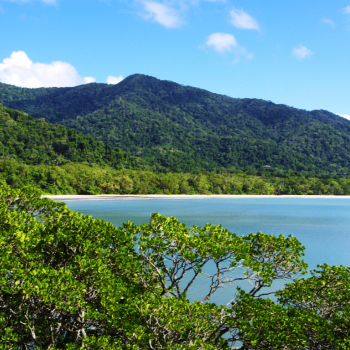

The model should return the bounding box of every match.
[42,194,350,200]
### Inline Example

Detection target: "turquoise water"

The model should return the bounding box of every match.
[61,197,350,303]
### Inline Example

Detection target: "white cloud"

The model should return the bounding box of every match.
[106,75,124,84]
[343,5,350,14]
[0,51,95,88]
[337,113,350,121]
[230,7,260,30]
[292,45,313,59]
[84,77,96,84]
[205,32,253,63]
[141,1,184,28]
[321,19,335,27]
[206,32,237,52]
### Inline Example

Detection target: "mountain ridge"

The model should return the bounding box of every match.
[1,74,350,175]
[2,74,347,123]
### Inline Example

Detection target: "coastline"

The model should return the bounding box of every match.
[42,194,350,201]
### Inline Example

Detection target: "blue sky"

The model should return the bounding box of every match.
[0,0,349,118]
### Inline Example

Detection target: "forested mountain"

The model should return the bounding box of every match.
[1,74,350,175]
[0,104,147,169]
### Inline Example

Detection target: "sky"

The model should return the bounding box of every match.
[0,0,349,119]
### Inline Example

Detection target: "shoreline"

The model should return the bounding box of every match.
[42,194,350,201]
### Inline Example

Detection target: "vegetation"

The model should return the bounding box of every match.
[1,159,350,195]
[1,102,350,196]
[0,103,147,169]
[1,75,349,349]
[1,182,350,349]
[1,75,350,175]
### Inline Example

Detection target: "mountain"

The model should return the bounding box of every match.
[1,74,350,175]
[0,103,147,169]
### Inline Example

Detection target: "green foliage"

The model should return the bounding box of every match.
[1,75,350,174]
[0,183,138,348]
[0,103,148,169]
[1,158,350,195]
[233,265,350,349]
[1,182,349,348]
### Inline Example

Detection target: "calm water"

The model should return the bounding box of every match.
[61,197,350,304]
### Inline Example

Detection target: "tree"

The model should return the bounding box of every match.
[0,182,349,349]
[233,264,350,349]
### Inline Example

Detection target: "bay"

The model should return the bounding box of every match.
[60,197,350,304]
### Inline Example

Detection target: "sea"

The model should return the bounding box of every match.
[60,197,350,304]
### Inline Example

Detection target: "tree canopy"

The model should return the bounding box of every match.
[1,182,349,349]
[1,158,350,195]
[0,103,147,169]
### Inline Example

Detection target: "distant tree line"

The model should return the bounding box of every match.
[1,159,350,195]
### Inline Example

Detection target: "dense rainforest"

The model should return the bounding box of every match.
[0,103,148,169]
[1,74,350,175]
[0,103,348,195]
[2,158,350,195]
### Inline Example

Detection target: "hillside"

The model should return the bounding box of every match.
[1,75,350,175]
[0,104,147,169]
